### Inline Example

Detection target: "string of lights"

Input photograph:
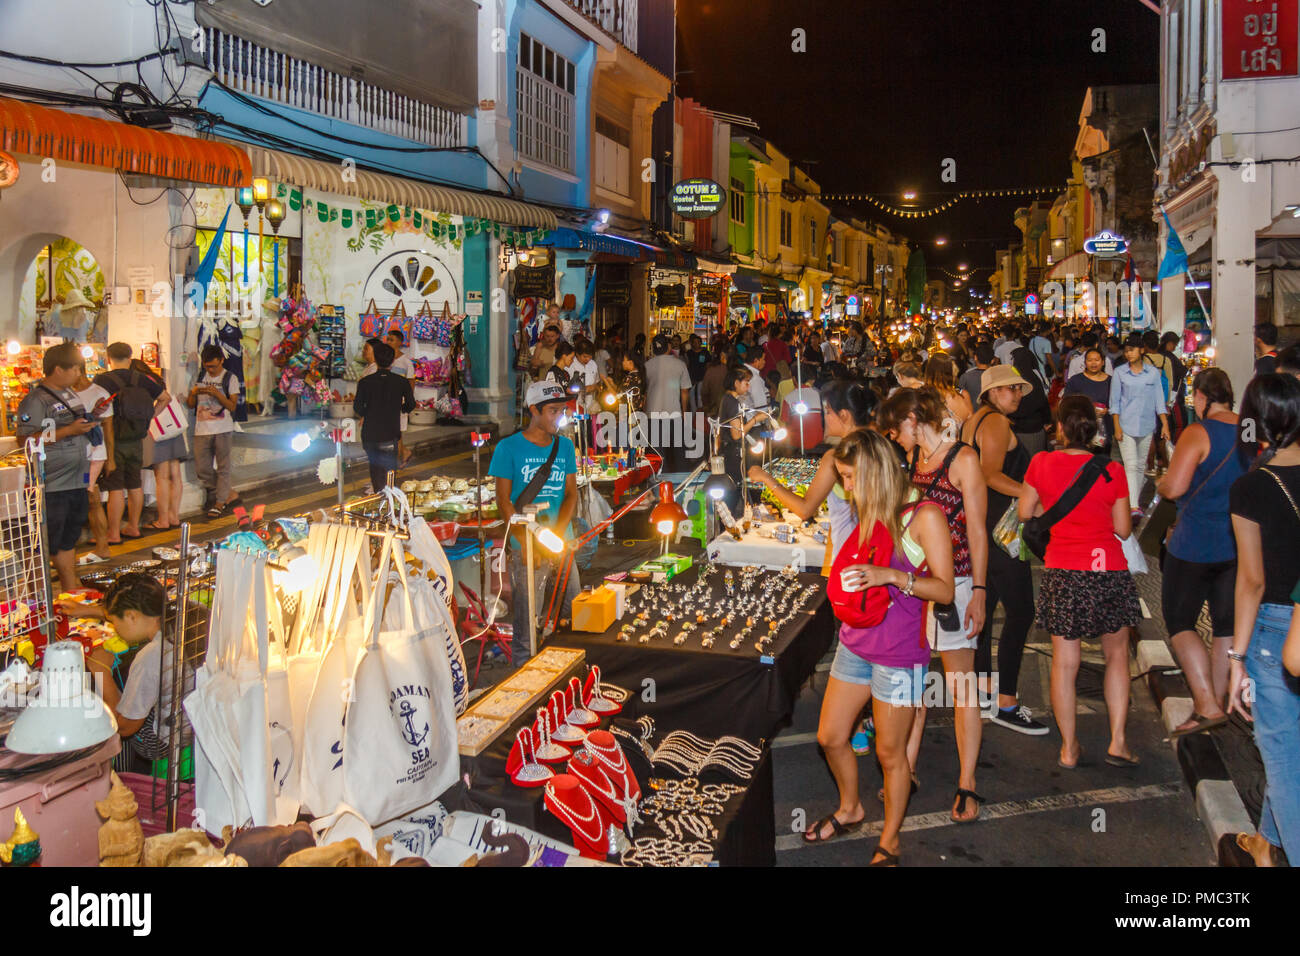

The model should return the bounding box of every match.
[818,185,1064,218]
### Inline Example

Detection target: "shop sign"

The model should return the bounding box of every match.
[695,283,725,304]
[670,178,727,220]
[760,290,783,305]
[512,263,555,300]
[596,280,632,307]
[655,283,686,307]
[1083,230,1128,258]
[1222,0,1299,80]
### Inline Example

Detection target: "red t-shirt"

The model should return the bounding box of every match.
[1024,451,1128,572]
[764,338,791,368]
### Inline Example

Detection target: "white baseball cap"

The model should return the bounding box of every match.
[525,381,567,409]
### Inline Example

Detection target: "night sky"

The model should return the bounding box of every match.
[677,0,1160,289]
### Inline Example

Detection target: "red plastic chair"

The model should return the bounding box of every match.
[458,582,513,687]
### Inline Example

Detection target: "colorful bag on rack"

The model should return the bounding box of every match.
[431,302,459,347]
[359,299,383,338]
[384,301,412,342]
[412,301,436,342]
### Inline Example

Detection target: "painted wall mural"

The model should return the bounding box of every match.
[18,237,107,342]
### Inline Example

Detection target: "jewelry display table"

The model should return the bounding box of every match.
[556,564,835,742]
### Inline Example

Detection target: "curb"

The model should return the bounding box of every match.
[1136,638,1254,864]
[229,425,494,501]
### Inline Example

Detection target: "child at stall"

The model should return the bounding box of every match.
[85,573,185,760]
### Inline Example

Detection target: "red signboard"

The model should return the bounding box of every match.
[1222,0,1299,80]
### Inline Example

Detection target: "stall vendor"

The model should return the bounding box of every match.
[489,381,579,666]
[84,573,186,759]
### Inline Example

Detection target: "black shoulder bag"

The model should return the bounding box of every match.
[1021,455,1111,561]
[507,437,561,551]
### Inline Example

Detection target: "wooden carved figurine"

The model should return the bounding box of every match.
[95,772,143,867]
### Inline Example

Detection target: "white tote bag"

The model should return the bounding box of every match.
[343,534,459,825]
[185,550,273,832]
[230,557,278,828]
[184,554,249,835]
[407,516,470,714]
[149,397,189,441]
[298,526,373,817]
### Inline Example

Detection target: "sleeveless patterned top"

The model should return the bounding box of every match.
[909,444,971,577]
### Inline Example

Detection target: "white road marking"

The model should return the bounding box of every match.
[776,782,1185,852]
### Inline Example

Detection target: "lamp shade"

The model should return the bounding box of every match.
[650,481,688,535]
[235,186,255,215]
[265,198,286,229]
[252,177,271,205]
[702,472,735,501]
[6,642,117,754]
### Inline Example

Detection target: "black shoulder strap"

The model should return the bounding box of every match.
[37,384,69,408]
[969,409,993,454]
[512,437,561,513]
[1037,456,1110,531]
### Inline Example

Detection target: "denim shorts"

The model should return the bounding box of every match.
[830,641,926,707]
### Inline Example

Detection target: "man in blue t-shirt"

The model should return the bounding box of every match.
[489,381,580,664]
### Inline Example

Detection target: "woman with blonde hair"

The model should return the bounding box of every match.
[924,352,974,426]
[879,386,988,822]
[804,428,954,866]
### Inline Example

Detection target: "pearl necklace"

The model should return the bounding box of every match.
[544,779,606,847]
[584,735,641,803]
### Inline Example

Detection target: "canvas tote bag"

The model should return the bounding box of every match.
[298,524,374,817]
[343,533,459,824]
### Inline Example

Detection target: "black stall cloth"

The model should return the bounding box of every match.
[457,696,775,866]
[556,566,836,741]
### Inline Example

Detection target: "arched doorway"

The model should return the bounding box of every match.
[0,233,107,343]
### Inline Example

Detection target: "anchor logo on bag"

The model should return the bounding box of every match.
[396,699,430,748]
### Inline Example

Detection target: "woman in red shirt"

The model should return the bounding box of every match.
[1019,395,1141,769]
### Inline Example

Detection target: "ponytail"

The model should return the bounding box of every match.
[821,378,877,426]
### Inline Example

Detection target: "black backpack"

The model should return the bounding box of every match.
[103,369,155,441]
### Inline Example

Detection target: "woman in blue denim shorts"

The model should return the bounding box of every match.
[802,429,954,866]
[1224,374,1300,867]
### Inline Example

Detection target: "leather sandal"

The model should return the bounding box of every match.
[1170,713,1229,738]
[802,812,864,845]
[869,844,900,866]
[951,788,985,823]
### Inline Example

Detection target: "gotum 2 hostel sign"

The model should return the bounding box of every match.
[671,178,726,219]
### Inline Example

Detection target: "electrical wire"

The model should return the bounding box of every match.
[0,744,103,779]
[0,48,167,70]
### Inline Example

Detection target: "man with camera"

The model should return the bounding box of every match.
[16,343,96,591]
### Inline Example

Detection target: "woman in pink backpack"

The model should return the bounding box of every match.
[803,428,954,866]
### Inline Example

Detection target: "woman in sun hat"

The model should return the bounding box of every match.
[958,365,1049,736]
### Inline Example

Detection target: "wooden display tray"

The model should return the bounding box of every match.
[456,646,586,757]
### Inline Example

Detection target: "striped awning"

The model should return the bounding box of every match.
[245,146,556,229]
[0,96,250,187]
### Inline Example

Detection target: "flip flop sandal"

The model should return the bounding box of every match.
[143,522,171,531]
[802,812,864,845]
[207,504,226,518]
[1170,713,1229,738]
[119,530,142,539]
[951,788,985,824]
[1104,753,1141,768]
[869,844,900,867]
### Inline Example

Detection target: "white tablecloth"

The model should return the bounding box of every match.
[706,525,825,571]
